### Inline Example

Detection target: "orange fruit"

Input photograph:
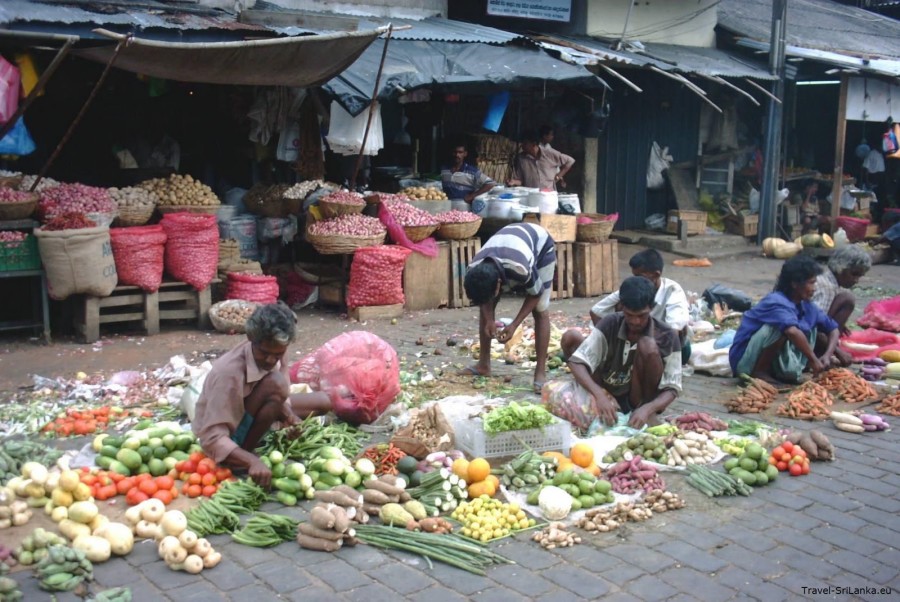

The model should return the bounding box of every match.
[451,458,470,480]
[542,451,567,463]
[486,474,500,490]
[467,458,491,483]
[585,462,601,477]
[467,479,496,499]
[570,443,594,468]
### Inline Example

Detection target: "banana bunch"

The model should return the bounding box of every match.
[496,450,557,492]
[33,545,93,592]
[0,562,23,601]
[714,437,750,456]
[94,587,133,602]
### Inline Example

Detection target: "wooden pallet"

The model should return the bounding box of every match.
[350,303,403,321]
[76,280,213,343]
[551,242,574,300]
[573,241,619,298]
[449,238,482,308]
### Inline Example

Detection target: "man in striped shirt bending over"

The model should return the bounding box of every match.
[461,223,557,393]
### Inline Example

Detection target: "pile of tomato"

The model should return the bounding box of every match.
[768,440,810,476]
[42,407,151,437]
[175,452,233,498]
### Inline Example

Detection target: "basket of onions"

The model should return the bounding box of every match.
[37,183,117,224]
[383,199,440,242]
[318,190,365,218]
[209,299,259,334]
[576,213,617,243]
[306,213,387,254]
[0,188,39,220]
[435,210,482,240]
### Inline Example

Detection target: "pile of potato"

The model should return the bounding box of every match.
[401,186,448,201]
[210,300,258,331]
[107,186,158,208]
[140,174,219,207]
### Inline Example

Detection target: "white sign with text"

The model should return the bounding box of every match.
[487,0,572,22]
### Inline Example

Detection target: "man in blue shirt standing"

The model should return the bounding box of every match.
[441,143,495,205]
[729,255,840,384]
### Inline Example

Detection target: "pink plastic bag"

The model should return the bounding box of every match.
[840,329,900,360]
[835,216,869,243]
[857,296,900,333]
[378,203,438,257]
[288,332,400,425]
[0,56,20,124]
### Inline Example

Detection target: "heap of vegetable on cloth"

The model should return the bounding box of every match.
[0,331,896,596]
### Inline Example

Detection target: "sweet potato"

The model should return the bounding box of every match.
[297,533,342,552]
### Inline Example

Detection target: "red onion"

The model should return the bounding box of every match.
[0,231,27,243]
[0,189,35,204]
[435,210,480,224]
[383,199,439,227]
[38,183,115,220]
[320,190,365,206]
[308,214,386,237]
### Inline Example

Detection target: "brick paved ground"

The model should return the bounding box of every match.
[2,250,899,600]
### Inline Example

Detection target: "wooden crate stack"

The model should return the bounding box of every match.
[470,133,518,184]
[551,242,574,300]
[666,210,707,236]
[449,238,482,308]
[573,241,619,298]
[403,242,450,310]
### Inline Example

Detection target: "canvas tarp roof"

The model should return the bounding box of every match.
[324,38,607,117]
[73,27,385,88]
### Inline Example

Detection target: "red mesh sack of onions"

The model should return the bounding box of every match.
[160,212,219,291]
[226,272,280,304]
[320,190,365,206]
[38,183,116,220]
[346,245,412,310]
[109,226,167,292]
[435,210,480,223]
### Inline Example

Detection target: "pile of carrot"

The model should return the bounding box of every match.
[725,376,778,414]
[875,392,900,416]
[776,381,833,420]
[360,443,407,475]
[815,368,879,403]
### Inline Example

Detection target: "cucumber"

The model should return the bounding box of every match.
[103,436,123,449]
[99,446,119,459]
[144,428,174,440]
[273,478,300,494]
[275,491,297,506]
[272,463,286,479]
[108,460,131,476]
[175,435,194,452]
[169,451,189,462]
[343,470,362,489]
[316,446,344,460]
[137,446,154,464]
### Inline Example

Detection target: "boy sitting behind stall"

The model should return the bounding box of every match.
[562,249,691,364]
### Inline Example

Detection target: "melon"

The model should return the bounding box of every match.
[773,242,802,259]
[800,233,822,248]
[762,237,787,258]
[821,233,835,248]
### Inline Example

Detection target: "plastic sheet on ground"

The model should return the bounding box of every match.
[580,432,727,473]
[500,485,641,526]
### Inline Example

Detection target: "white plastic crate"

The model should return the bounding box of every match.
[453,417,573,459]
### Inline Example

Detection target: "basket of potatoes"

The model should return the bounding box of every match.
[401,186,448,201]
[209,299,259,334]
[141,174,221,214]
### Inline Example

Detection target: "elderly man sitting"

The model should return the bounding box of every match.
[810,245,871,365]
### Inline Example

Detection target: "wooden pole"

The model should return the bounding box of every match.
[31,35,131,192]
[0,39,75,142]
[351,24,393,189]
[830,73,849,233]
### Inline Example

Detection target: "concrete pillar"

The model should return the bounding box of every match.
[583,137,598,213]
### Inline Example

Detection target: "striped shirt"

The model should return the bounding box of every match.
[441,162,494,200]
[469,224,556,296]
[811,269,841,314]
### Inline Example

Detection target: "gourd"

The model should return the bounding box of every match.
[94,522,134,555]
[538,486,572,520]
[72,534,112,563]
[379,503,414,526]
[762,237,786,257]
[800,233,822,248]
[773,242,802,259]
[820,233,835,248]
[878,350,900,363]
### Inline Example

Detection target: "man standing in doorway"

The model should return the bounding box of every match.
[508,131,574,191]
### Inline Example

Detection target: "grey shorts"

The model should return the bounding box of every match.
[534,260,557,313]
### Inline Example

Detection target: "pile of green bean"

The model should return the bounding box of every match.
[257,415,369,462]
[231,513,299,547]
[214,479,269,514]
[185,498,240,536]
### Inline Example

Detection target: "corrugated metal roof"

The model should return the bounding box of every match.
[369,17,528,45]
[718,0,900,61]
[538,35,777,80]
[0,0,273,35]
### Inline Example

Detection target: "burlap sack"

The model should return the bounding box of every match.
[391,404,455,459]
[35,225,117,300]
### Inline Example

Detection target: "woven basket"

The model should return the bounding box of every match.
[307,231,386,255]
[437,218,482,240]
[0,175,24,190]
[157,204,221,215]
[577,214,616,243]
[209,299,259,334]
[113,204,155,227]
[0,193,38,220]
[319,199,365,219]
[403,224,439,243]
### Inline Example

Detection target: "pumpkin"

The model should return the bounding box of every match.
[800,233,822,248]
[762,237,787,257]
[773,242,802,259]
